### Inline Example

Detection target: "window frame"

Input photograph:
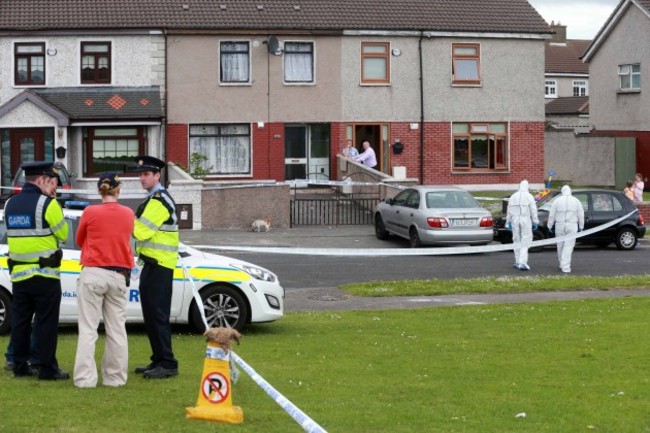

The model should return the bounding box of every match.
[80,41,112,84]
[82,126,147,176]
[360,41,390,85]
[189,123,252,177]
[451,122,508,172]
[14,42,46,86]
[452,43,481,86]
[545,79,558,98]
[283,41,315,85]
[618,63,641,91]
[219,40,251,85]
[572,79,588,96]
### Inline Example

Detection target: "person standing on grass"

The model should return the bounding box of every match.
[132,155,180,379]
[4,161,69,380]
[73,172,135,388]
[547,185,584,274]
[506,179,539,271]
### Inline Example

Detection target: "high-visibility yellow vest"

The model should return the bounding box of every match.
[133,189,179,270]
[4,184,68,282]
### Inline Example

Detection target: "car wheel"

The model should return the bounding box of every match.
[190,284,249,332]
[375,214,390,240]
[0,289,11,335]
[409,227,423,248]
[614,227,637,250]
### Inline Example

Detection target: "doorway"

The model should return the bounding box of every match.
[1,128,54,191]
[350,124,390,174]
[284,124,330,180]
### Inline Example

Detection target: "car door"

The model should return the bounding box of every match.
[383,189,413,236]
[587,192,621,241]
[398,190,421,233]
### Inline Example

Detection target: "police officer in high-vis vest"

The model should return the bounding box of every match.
[132,156,179,379]
[4,161,69,380]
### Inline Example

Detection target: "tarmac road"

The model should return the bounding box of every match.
[180,225,650,312]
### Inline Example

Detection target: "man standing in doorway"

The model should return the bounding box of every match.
[132,156,179,379]
[352,140,377,169]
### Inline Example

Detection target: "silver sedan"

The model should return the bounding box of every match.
[374,186,494,247]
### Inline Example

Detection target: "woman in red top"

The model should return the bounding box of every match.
[73,172,135,388]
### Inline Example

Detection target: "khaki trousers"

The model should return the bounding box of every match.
[73,267,129,388]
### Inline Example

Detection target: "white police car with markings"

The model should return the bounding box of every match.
[0,209,284,333]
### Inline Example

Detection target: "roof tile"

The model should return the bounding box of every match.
[0,0,550,34]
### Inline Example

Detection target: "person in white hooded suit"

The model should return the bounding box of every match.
[506,180,539,270]
[548,185,585,273]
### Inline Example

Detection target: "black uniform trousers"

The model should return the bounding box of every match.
[11,276,62,379]
[139,262,178,369]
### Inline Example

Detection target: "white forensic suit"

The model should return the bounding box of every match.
[506,180,539,270]
[547,185,585,273]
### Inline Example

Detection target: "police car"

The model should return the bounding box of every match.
[0,209,285,333]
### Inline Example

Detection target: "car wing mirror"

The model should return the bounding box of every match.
[384,198,393,205]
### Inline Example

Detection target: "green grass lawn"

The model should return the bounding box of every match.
[1,298,649,432]
[342,274,650,297]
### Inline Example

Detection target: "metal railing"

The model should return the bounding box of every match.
[290,196,379,226]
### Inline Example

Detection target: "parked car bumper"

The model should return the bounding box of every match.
[417,227,494,245]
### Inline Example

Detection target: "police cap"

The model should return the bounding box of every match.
[97,172,121,190]
[22,161,59,178]
[133,155,166,173]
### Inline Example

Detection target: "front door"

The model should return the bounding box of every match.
[1,128,51,192]
[284,124,330,181]
[353,124,390,174]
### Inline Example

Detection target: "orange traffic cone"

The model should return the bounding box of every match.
[186,341,244,424]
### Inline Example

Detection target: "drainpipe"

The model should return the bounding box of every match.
[418,32,425,185]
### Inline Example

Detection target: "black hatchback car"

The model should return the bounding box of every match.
[493,189,646,250]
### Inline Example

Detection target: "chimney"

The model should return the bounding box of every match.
[549,21,567,43]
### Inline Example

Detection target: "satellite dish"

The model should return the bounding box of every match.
[266,35,283,55]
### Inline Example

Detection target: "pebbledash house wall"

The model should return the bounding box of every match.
[167,120,544,185]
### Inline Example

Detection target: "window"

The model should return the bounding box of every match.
[361,42,390,84]
[284,42,314,83]
[220,41,250,84]
[452,43,480,85]
[545,80,557,97]
[572,80,588,96]
[452,123,508,171]
[189,124,251,176]
[81,42,111,84]
[618,64,641,91]
[83,127,146,176]
[15,42,45,85]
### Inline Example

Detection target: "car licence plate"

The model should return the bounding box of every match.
[451,218,476,226]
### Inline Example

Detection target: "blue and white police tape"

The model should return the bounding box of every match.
[192,211,636,256]
[230,352,327,433]
[181,257,328,433]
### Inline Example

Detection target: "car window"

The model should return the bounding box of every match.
[405,191,420,208]
[392,189,413,206]
[426,191,479,209]
[536,192,560,211]
[574,193,589,211]
[62,216,80,250]
[592,193,615,212]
